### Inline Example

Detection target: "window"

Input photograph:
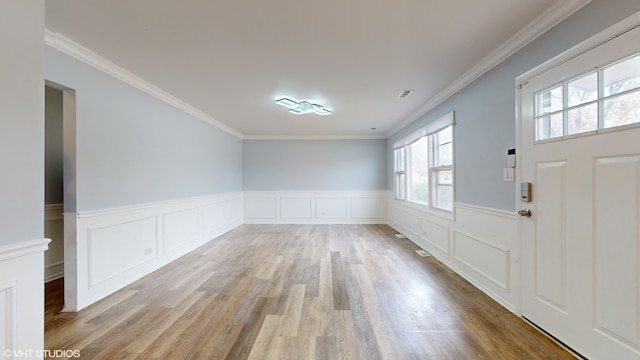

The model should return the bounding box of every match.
[393,112,454,212]
[394,147,405,200]
[408,137,429,204]
[535,52,640,141]
[432,126,453,211]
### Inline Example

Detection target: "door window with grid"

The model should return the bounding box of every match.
[535,52,640,141]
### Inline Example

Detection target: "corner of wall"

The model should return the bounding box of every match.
[0,239,50,354]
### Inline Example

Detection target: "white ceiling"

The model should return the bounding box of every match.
[44,0,574,139]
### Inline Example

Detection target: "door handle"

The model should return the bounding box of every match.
[518,209,532,217]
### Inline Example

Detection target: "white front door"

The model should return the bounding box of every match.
[520,21,640,360]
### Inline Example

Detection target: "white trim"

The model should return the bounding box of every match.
[44,30,244,140]
[244,134,387,140]
[455,202,516,219]
[386,0,591,138]
[0,281,17,353]
[0,242,48,354]
[0,239,51,262]
[517,11,640,84]
[75,193,240,219]
[244,191,386,224]
[453,229,510,290]
[45,261,65,283]
[393,111,454,149]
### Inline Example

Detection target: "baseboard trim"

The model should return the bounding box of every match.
[45,261,64,283]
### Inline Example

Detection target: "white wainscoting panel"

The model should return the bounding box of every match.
[202,197,241,237]
[163,207,199,252]
[387,203,421,239]
[44,203,64,282]
[352,196,385,219]
[317,197,348,218]
[387,192,518,312]
[281,197,313,219]
[88,217,158,286]
[244,191,386,224]
[421,218,450,255]
[244,197,277,219]
[0,239,49,354]
[0,282,15,355]
[454,231,510,289]
[65,192,242,311]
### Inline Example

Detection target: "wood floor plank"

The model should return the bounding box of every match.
[246,315,281,360]
[279,284,306,336]
[350,264,405,359]
[315,336,337,360]
[224,296,282,360]
[330,251,350,311]
[45,224,575,359]
[122,291,205,356]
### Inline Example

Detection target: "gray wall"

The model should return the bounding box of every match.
[243,139,387,191]
[388,0,640,211]
[45,47,243,212]
[0,1,44,246]
[45,86,64,205]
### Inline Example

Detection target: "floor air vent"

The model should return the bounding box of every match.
[415,250,431,257]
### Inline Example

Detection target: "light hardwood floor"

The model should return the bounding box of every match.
[45,224,574,359]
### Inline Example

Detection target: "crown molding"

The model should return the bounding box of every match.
[243,134,387,140]
[385,0,591,138]
[44,29,245,139]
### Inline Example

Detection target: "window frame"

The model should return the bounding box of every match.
[430,126,453,211]
[394,147,406,200]
[534,52,640,143]
[393,112,455,214]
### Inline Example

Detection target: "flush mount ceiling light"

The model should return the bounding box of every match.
[274,97,333,116]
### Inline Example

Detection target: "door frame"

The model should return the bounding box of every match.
[45,80,78,312]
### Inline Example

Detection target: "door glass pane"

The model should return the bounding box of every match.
[568,72,597,107]
[567,103,598,135]
[537,86,563,115]
[604,90,640,128]
[408,137,428,205]
[604,54,640,96]
[536,113,563,140]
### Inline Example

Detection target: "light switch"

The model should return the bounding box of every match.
[503,168,515,182]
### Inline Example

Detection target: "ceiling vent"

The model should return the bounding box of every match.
[398,89,413,99]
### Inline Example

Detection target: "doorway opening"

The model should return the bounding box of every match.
[44,80,77,312]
